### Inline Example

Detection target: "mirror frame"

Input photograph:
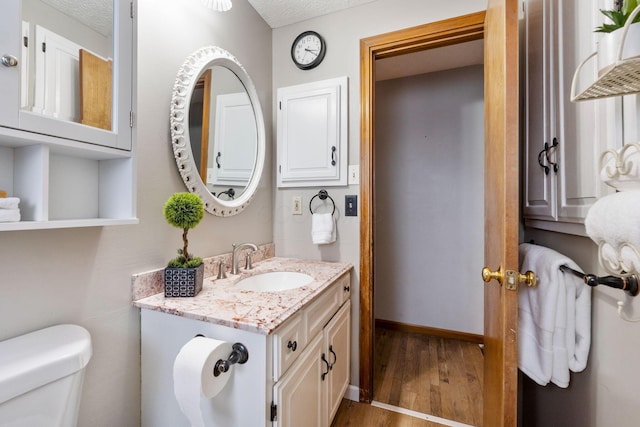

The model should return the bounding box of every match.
[170,46,265,216]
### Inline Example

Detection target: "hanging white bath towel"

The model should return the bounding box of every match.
[518,243,591,388]
[311,213,336,244]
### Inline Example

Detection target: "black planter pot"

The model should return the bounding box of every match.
[164,263,204,297]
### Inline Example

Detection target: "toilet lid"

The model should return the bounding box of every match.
[0,324,92,404]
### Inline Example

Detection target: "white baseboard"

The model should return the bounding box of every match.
[344,384,359,401]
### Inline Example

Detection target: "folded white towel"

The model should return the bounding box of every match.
[0,197,19,210]
[0,208,20,222]
[585,191,640,274]
[518,243,591,388]
[311,213,336,245]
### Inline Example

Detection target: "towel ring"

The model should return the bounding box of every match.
[309,189,336,215]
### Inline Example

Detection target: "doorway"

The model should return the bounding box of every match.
[358,8,486,410]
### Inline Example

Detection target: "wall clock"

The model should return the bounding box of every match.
[291,31,326,70]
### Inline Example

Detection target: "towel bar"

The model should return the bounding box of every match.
[309,189,336,215]
[559,264,639,296]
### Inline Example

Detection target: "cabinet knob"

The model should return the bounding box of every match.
[1,55,18,67]
[344,285,350,293]
[287,340,297,352]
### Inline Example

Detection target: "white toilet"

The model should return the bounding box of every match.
[0,324,92,427]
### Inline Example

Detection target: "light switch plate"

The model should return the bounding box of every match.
[348,165,359,185]
[345,195,357,216]
[292,196,302,215]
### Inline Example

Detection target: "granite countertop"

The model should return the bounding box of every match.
[133,257,352,335]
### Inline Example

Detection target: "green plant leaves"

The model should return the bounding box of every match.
[595,1,640,32]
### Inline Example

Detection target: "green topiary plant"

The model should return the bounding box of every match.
[596,0,640,33]
[164,192,204,268]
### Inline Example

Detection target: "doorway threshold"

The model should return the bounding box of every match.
[370,401,476,427]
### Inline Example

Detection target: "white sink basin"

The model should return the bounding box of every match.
[235,271,314,292]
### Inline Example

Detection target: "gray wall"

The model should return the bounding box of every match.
[0,0,272,425]
[374,66,485,335]
[271,0,488,389]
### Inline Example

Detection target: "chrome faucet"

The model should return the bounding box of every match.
[231,243,258,274]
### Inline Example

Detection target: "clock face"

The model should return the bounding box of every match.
[291,31,326,70]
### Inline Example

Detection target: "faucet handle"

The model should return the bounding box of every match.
[244,251,254,271]
[217,260,227,279]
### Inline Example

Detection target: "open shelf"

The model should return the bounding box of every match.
[572,54,640,101]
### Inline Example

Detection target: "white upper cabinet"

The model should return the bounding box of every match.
[0,0,134,150]
[277,77,348,187]
[0,0,136,231]
[523,0,616,235]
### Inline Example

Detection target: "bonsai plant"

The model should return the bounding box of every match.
[163,192,205,297]
[595,0,640,74]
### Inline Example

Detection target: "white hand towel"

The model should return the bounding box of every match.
[0,208,20,222]
[518,243,591,388]
[311,213,336,245]
[0,197,19,210]
[585,191,640,274]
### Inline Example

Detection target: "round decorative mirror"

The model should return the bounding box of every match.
[170,46,265,216]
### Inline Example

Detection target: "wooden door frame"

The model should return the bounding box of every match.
[358,11,486,403]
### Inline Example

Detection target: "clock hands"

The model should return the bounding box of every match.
[304,48,319,59]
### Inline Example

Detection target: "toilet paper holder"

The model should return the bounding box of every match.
[213,342,249,377]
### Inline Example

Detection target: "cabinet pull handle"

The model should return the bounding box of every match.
[216,151,222,168]
[537,138,560,175]
[546,137,559,173]
[344,285,350,293]
[330,146,336,166]
[328,345,337,370]
[321,353,330,380]
[537,144,550,175]
[287,340,297,352]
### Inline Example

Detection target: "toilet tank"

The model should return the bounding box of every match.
[0,324,92,427]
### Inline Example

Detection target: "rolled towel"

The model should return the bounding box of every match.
[0,209,20,222]
[585,191,640,274]
[0,197,19,210]
[311,213,336,245]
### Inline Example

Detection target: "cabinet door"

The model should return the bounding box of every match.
[273,334,324,427]
[0,0,133,150]
[555,0,612,222]
[277,77,347,187]
[523,0,556,221]
[323,301,350,427]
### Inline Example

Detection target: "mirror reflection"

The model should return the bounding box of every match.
[21,0,114,131]
[188,66,258,201]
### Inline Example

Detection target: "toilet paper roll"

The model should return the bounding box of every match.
[173,337,233,427]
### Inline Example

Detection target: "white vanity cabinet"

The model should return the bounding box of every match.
[277,77,348,188]
[0,0,136,231]
[522,0,615,235]
[272,300,351,427]
[139,271,352,427]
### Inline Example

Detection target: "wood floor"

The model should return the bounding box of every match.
[332,327,484,427]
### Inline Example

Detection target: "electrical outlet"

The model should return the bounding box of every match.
[206,168,215,184]
[292,196,302,215]
[348,165,359,185]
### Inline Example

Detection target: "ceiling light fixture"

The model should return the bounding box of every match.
[202,0,232,12]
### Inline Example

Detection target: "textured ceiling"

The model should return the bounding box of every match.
[40,0,112,37]
[247,0,377,28]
